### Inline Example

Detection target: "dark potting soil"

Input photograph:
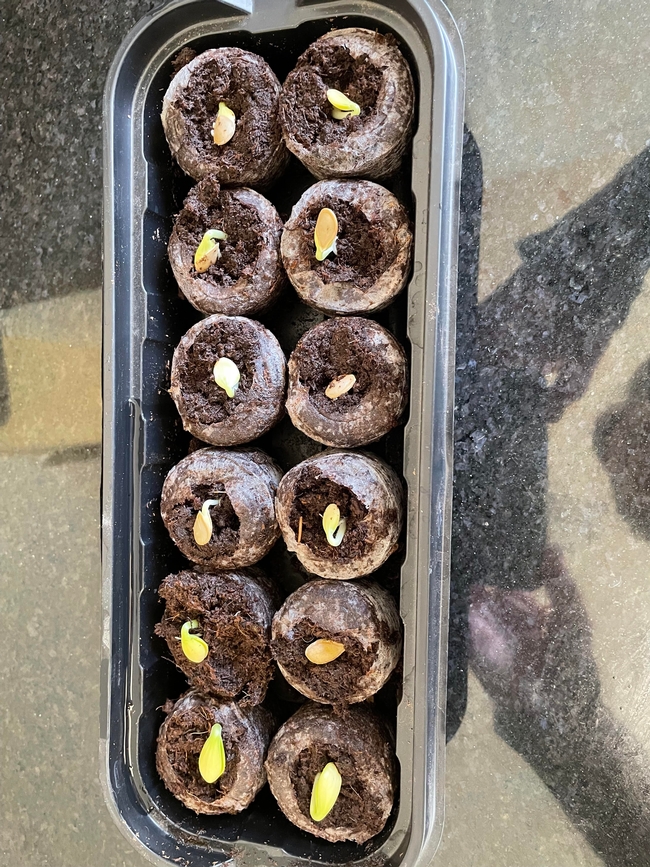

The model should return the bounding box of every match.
[158,701,241,804]
[174,179,264,288]
[156,571,274,704]
[290,743,383,836]
[168,482,240,557]
[297,201,393,289]
[173,51,282,176]
[281,42,384,149]
[295,319,396,416]
[177,318,259,426]
[288,468,369,562]
[159,615,272,704]
[272,618,376,703]
[171,47,197,75]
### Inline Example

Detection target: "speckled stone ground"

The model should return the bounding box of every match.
[1,1,650,865]
[0,0,157,309]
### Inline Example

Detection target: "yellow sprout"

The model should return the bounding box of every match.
[180,620,209,663]
[314,207,338,261]
[322,503,346,547]
[198,723,226,783]
[310,761,342,822]
[305,639,346,665]
[194,229,228,273]
[213,357,240,399]
[212,101,236,145]
[193,498,221,546]
[326,88,361,120]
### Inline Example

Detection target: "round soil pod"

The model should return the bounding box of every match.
[168,178,284,316]
[275,450,403,580]
[170,314,286,446]
[279,28,414,180]
[156,690,273,815]
[286,317,408,447]
[281,179,412,316]
[265,702,396,842]
[271,579,402,704]
[161,447,282,569]
[161,47,288,186]
[155,568,278,705]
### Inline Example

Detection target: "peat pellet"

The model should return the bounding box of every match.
[155,568,278,706]
[168,178,284,316]
[286,317,408,447]
[265,702,396,843]
[162,47,288,186]
[156,691,273,815]
[161,447,282,569]
[275,450,404,580]
[281,179,412,316]
[279,28,414,180]
[271,579,402,704]
[170,314,286,446]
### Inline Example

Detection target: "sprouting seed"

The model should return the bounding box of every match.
[325,374,356,400]
[212,101,236,145]
[322,503,346,547]
[314,208,338,262]
[213,357,240,398]
[193,498,221,546]
[310,761,342,822]
[180,619,209,663]
[198,723,226,783]
[194,229,228,272]
[326,88,361,120]
[305,638,345,665]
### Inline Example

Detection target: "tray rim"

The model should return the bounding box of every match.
[101,2,465,865]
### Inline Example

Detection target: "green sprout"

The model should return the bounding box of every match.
[198,723,226,783]
[310,761,342,822]
[180,620,209,664]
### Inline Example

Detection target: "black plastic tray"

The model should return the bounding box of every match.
[101,1,465,865]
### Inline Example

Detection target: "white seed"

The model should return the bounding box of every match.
[194,229,227,273]
[305,639,346,665]
[325,374,356,400]
[212,101,236,145]
[213,357,240,399]
[314,208,338,262]
[193,498,221,546]
[322,503,346,547]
